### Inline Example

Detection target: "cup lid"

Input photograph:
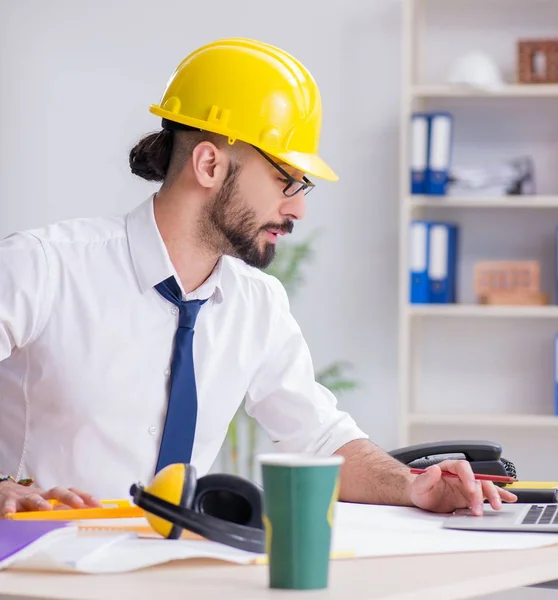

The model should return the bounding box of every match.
[257,453,344,467]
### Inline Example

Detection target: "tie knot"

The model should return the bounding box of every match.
[155,276,207,329]
[178,300,204,329]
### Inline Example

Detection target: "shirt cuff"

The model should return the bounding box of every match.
[273,411,369,457]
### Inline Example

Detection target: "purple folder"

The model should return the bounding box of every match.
[0,520,70,565]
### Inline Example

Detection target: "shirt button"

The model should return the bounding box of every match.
[164,368,171,377]
[148,426,157,435]
[171,307,179,315]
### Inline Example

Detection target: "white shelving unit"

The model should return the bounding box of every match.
[410,413,558,429]
[397,0,558,466]
[408,196,558,209]
[412,84,558,98]
[408,305,558,319]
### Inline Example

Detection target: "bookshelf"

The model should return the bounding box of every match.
[397,0,558,478]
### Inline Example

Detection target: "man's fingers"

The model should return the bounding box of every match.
[18,493,53,512]
[68,488,102,508]
[42,487,87,508]
[412,464,442,495]
[437,460,483,515]
[497,487,518,503]
[0,484,100,516]
[469,481,485,516]
[0,498,17,516]
[481,480,502,510]
[42,487,101,509]
[437,460,476,493]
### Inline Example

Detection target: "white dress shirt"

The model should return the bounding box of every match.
[0,195,368,498]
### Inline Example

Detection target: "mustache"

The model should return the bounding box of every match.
[260,220,294,235]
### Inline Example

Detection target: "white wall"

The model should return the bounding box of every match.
[0,1,404,461]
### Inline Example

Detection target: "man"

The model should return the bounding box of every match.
[0,38,516,516]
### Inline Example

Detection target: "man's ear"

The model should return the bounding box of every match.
[190,141,229,189]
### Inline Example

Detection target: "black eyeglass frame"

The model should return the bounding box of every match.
[251,146,315,197]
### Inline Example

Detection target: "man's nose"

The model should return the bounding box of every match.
[280,189,306,221]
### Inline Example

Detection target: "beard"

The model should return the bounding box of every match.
[199,163,293,269]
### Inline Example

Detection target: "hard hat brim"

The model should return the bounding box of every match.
[271,149,339,183]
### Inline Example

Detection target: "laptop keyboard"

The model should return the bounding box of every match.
[521,504,558,525]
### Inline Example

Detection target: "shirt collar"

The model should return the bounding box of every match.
[126,194,224,303]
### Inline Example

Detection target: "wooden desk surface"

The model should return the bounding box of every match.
[2,543,558,600]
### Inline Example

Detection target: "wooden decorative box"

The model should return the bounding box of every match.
[517,39,558,84]
[474,260,548,305]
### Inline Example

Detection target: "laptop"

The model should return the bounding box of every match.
[443,503,558,533]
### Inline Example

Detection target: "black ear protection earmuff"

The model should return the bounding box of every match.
[129,463,265,553]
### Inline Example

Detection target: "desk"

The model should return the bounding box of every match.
[3,544,558,600]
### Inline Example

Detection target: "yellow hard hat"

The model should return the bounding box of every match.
[149,37,338,182]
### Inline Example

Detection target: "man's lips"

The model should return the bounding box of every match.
[264,229,286,243]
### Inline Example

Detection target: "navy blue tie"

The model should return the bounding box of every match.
[154,276,207,473]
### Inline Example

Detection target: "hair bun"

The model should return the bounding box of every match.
[129,130,173,182]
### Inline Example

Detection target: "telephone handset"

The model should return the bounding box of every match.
[388,439,517,479]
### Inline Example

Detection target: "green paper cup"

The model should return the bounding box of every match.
[258,453,344,590]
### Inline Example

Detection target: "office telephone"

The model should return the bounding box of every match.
[388,439,517,480]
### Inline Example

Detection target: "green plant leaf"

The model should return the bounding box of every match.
[248,415,258,480]
[263,231,320,297]
[316,361,359,395]
[320,379,358,393]
[226,409,240,475]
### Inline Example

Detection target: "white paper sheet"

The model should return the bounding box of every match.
[10,535,259,573]
[0,526,78,570]
[331,502,558,557]
[8,502,558,574]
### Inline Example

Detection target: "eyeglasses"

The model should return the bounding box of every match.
[252,146,315,197]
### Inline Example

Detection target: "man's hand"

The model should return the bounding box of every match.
[0,480,102,516]
[410,460,518,515]
[334,439,518,514]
